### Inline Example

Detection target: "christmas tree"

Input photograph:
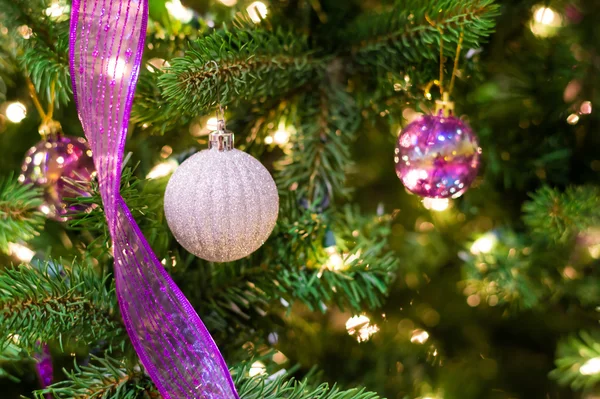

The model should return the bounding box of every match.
[1,0,600,398]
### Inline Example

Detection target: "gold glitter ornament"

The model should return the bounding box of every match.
[164,119,279,262]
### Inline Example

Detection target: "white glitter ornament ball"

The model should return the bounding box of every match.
[164,127,279,262]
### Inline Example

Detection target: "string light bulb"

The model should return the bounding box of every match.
[470,232,497,255]
[45,0,70,18]
[580,357,600,375]
[530,5,562,37]
[422,197,450,212]
[146,159,178,180]
[248,361,266,377]
[410,329,430,344]
[5,102,27,123]
[166,0,194,23]
[218,0,238,5]
[346,315,379,342]
[247,1,268,23]
[7,242,35,263]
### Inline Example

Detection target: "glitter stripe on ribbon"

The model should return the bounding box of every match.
[69,1,239,397]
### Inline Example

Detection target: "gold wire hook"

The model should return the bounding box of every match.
[26,74,61,139]
[424,15,465,116]
[206,60,226,130]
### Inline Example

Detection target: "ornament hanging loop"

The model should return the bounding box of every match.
[423,16,465,117]
[26,75,62,139]
[206,60,234,151]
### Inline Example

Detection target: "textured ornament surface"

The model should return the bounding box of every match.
[395,114,481,198]
[164,148,279,262]
[20,135,95,220]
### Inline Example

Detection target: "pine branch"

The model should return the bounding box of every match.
[523,185,600,242]
[184,204,398,346]
[346,0,499,71]
[36,354,382,399]
[0,261,124,352]
[0,175,44,253]
[461,230,546,309]
[0,0,72,106]
[159,26,324,115]
[33,354,159,399]
[550,330,600,390]
[68,167,171,256]
[276,85,360,203]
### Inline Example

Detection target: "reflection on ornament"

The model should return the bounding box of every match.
[422,197,450,212]
[248,361,266,377]
[395,114,481,199]
[470,232,497,255]
[165,0,194,23]
[5,102,27,123]
[346,315,379,343]
[247,1,268,23]
[20,136,96,221]
[580,357,600,375]
[146,159,178,179]
[530,5,562,37]
[7,243,35,262]
[410,328,429,344]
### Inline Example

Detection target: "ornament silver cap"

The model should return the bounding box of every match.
[208,119,235,151]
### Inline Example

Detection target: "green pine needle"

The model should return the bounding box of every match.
[0,261,123,352]
[0,174,45,253]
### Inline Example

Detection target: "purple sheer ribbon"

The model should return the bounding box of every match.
[34,343,53,399]
[69,1,239,398]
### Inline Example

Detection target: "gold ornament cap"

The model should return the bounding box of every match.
[435,92,455,117]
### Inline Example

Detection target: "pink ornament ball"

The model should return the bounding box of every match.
[395,114,481,199]
[19,135,96,221]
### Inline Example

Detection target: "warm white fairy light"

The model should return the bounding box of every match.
[534,7,556,25]
[7,243,35,263]
[248,361,267,377]
[45,1,70,18]
[5,102,27,123]
[166,0,194,23]
[273,127,291,145]
[580,357,600,375]
[422,197,450,212]
[146,159,178,179]
[530,5,562,37]
[107,57,128,80]
[410,328,429,344]
[206,117,219,131]
[470,233,497,255]
[247,1,268,23]
[346,314,379,342]
[219,0,238,5]
[147,58,170,72]
[325,245,344,271]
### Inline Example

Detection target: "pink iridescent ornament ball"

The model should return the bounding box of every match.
[395,113,481,199]
[19,135,96,221]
